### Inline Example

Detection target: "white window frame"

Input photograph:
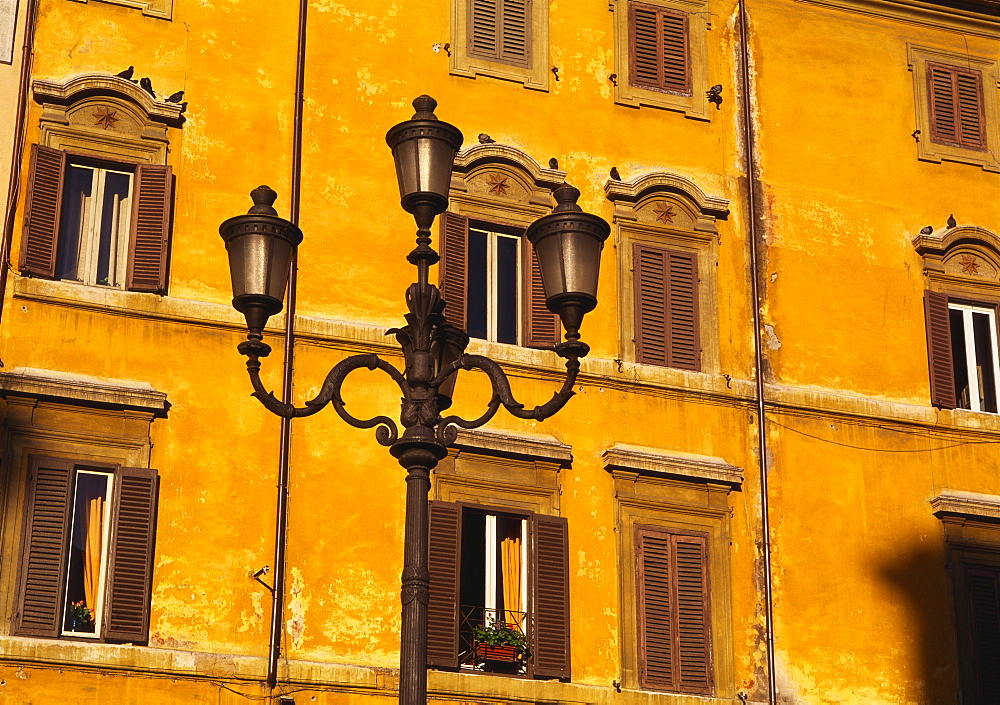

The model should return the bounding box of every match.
[63,164,133,288]
[60,469,115,638]
[949,302,1000,413]
[470,226,523,344]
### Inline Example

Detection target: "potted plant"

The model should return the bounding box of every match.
[472,621,529,663]
[67,601,94,631]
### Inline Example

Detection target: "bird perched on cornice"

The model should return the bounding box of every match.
[947,214,957,229]
[610,166,622,181]
[707,84,723,109]
[165,90,184,104]
[920,225,933,235]
[139,77,155,98]
[549,157,558,170]
[478,133,495,144]
[116,66,134,80]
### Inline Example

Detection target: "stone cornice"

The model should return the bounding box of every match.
[0,367,167,412]
[453,427,572,463]
[797,0,1000,38]
[603,444,743,487]
[932,489,1000,521]
[33,73,185,126]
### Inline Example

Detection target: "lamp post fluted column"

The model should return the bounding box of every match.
[220,96,610,705]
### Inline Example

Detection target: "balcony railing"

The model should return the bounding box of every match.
[459,605,530,673]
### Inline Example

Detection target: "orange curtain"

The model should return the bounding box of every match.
[83,496,104,616]
[500,521,522,630]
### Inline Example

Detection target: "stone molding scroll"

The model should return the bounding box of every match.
[604,171,730,234]
[450,143,567,210]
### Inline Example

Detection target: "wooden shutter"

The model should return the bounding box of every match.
[531,513,570,679]
[469,0,530,67]
[427,501,462,668]
[19,144,66,279]
[103,466,158,643]
[126,164,173,293]
[928,63,986,151]
[629,3,690,94]
[965,565,1000,701]
[525,240,561,348]
[924,291,956,409]
[439,212,469,331]
[634,244,700,370]
[636,528,712,694]
[13,456,74,637]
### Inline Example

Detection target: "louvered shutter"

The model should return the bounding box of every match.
[525,240,561,348]
[126,164,173,293]
[427,501,462,668]
[634,244,701,370]
[439,212,469,331]
[13,456,74,637]
[924,291,956,409]
[531,513,570,679]
[636,528,712,694]
[103,466,158,643]
[19,144,66,279]
[469,0,530,67]
[966,565,1000,701]
[637,528,674,688]
[629,3,690,95]
[928,63,986,151]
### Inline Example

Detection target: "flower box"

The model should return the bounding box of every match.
[475,643,520,662]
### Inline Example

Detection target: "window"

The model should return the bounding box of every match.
[67,0,174,20]
[908,45,1000,172]
[924,292,1000,412]
[13,455,158,643]
[606,172,728,372]
[20,146,173,292]
[450,0,549,90]
[604,444,740,697]
[635,526,712,694]
[427,501,570,679]
[634,244,700,370]
[611,0,710,119]
[440,212,559,348]
[958,563,1000,700]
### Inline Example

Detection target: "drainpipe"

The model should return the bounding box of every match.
[735,0,778,702]
[266,0,307,690]
[0,0,41,330]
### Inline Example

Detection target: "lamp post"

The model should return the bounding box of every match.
[219,96,609,705]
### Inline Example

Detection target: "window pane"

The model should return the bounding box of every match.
[96,171,131,286]
[951,309,971,410]
[973,311,998,413]
[56,166,93,280]
[467,229,488,340]
[496,236,519,344]
[63,472,110,634]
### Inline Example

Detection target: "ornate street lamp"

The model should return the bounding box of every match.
[219,96,609,704]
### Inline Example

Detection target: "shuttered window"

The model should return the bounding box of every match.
[13,455,159,644]
[629,2,690,95]
[634,244,700,370]
[469,0,532,68]
[426,501,571,679]
[439,213,560,348]
[636,527,712,694]
[962,564,1000,701]
[924,292,1000,413]
[927,63,986,152]
[19,145,174,293]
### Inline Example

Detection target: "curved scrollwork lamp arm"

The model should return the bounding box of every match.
[241,341,408,447]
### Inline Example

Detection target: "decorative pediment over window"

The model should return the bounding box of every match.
[33,73,184,163]
[604,171,729,235]
[913,225,1000,287]
[450,144,566,211]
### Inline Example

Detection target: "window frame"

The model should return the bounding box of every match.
[908,44,1000,172]
[466,221,525,345]
[947,301,1000,413]
[611,0,711,119]
[451,0,549,90]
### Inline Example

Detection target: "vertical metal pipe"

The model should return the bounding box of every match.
[0,0,41,330]
[266,0,308,690]
[735,0,778,701]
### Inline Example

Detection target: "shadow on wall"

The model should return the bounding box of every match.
[880,541,960,705]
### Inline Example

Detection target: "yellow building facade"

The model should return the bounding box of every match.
[1,0,1000,703]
